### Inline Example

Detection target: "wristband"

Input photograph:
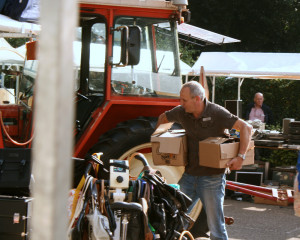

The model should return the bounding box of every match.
[237,153,245,160]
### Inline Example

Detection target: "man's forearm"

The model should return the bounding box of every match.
[232,119,253,154]
[238,122,252,155]
[156,113,169,128]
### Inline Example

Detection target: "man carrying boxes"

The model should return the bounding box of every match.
[155,81,253,240]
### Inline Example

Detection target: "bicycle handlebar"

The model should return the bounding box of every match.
[128,152,149,167]
[134,154,149,167]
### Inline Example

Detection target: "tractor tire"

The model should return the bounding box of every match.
[72,117,161,185]
[88,116,158,179]
[83,117,185,184]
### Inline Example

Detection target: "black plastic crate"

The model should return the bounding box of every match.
[0,149,31,196]
[0,196,32,240]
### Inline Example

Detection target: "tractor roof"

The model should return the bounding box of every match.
[79,0,186,10]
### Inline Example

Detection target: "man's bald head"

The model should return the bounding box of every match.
[254,92,264,107]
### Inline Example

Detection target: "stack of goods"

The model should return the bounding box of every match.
[288,121,300,145]
[254,130,284,147]
[247,119,265,131]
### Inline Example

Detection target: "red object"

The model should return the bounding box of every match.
[226,180,294,203]
[26,41,37,60]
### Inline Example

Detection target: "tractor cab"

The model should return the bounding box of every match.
[75,13,185,139]
[0,1,190,184]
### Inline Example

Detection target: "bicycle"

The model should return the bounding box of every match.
[68,152,195,240]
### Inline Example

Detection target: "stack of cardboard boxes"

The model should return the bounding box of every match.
[151,124,254,168]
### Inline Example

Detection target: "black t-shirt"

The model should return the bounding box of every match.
[166,99,238,176]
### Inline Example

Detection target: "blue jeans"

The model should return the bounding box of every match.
[178,173,228,240]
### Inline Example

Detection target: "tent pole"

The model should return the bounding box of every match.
[237,77,245,101]
[1,64,4,88]
[238,78,241,101]
[212,76,215,103]
[185,74,188,84]
[16,65,20,104]
[237,78,244,117]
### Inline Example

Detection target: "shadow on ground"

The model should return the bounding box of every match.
[224,198,300,240]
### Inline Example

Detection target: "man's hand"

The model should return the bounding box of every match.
[156,113,169,128]
[226,156,243,170]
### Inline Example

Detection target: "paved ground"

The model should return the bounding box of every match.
[223,197,300,240]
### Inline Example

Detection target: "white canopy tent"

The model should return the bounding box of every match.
[0,14,40,38]
[0,38,25,102]
[190,52,300,103]
[0,38,25,65]
[0,37,13,48]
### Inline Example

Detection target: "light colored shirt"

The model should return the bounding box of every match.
[249,107,265,122]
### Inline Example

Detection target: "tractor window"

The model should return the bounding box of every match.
[111,17,182,98]
[74,22,106,93]
[89,23,106,92]
[19,59,37,108]
[0,67,20,105]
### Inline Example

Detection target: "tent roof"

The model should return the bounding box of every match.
[180,60,192,75]
[191,52,300,80]
[177,23,240,45]
[0,14,40,38]
[0,37,13,48]
[0,38,25,65]
[16,44,27,57]
[0,48,25,65]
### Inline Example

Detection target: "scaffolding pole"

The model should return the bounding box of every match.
[31,0,78,239]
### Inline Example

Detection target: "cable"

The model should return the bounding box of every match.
[179,230,195,240]
[0,111,34,146]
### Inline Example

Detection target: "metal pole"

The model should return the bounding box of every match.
[31,0,78,239]
[237,78,244,117]
[238,78,241,101]
[15,65,20,103]
[212,76,215,103]
[184,74,188,84]
[1,64,4,88]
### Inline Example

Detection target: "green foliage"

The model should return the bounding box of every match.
[179,42,198,67]
[261,149,298,167]
[266,124,281,131]
[5,38,29,48]
[188,0,300,52]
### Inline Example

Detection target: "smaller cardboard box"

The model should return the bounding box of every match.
[199,137,254,168]
[151,123,187,166]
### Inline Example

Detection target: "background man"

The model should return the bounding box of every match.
[245,92,273,125]
[156,81,252,240]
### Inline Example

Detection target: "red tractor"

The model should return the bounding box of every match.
[0,0,190,187]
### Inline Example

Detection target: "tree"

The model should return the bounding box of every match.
[187,0,300,52]
[5,38,29,48]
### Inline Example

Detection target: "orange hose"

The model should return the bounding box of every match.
[0,111,34,146]
[179,230,195,240]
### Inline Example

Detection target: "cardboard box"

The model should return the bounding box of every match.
[199,137,254,168]
[151,123,187,166]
